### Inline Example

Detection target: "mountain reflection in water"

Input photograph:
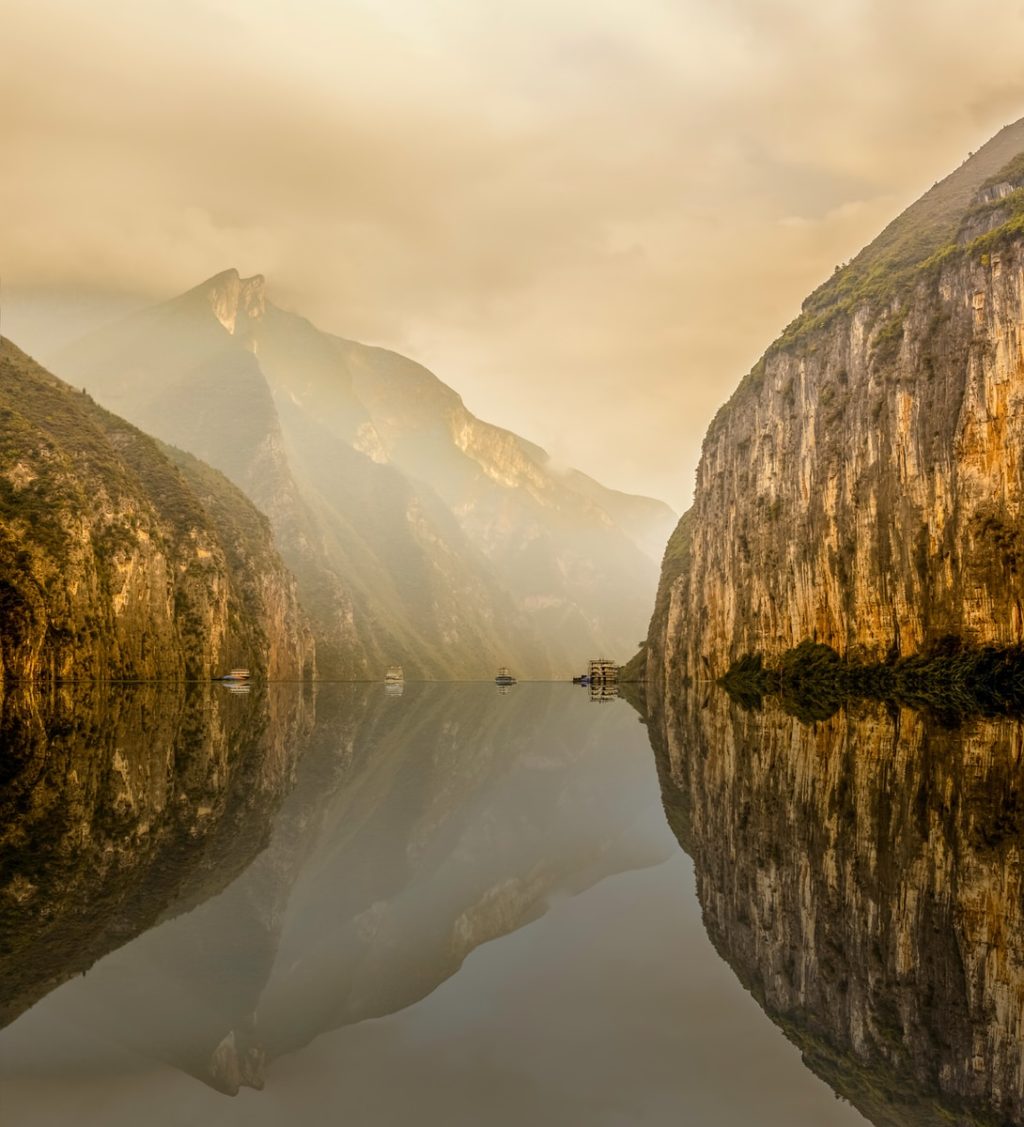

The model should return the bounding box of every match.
[0,681,312,1032]
[1,684,683,1103]
[2,680,923,1125]
[645,685,1024,1127]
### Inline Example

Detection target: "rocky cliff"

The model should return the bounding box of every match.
[647,118,1024,690]
[54,273,675,678]
[0,338,313,682]
[646,686,1024,1126]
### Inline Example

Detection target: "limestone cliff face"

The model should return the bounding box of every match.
[0,339,313,682]
[649,119,1024,688]
[647,688,1024,1126]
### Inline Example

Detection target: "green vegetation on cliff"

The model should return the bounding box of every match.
[768,119,1024,356]
[721,639,1024,724]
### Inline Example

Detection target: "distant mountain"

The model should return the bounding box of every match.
[0,337,313,682]
[54,272,676,678]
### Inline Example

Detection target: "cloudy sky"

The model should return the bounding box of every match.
[5,0,1024,507]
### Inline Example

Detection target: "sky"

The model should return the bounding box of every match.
[4,0,1024,508]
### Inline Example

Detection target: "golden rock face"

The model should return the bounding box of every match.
[646,686,1024,1125]
[647,132,1024,691]
[655,245,1024,687]
[0,339,314,683]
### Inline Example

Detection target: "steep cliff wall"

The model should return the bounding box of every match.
[649,119,1024,688]
[0,339,313,681]
[647,687,1024,1126]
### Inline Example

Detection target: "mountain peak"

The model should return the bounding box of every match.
[197,269,266,335]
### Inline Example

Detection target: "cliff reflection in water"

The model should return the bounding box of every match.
[645,685,1024,1126]
[0,681,312,1032]
[1,683,669,1096]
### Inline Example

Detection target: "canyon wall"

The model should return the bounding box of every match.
[0,339,313,682]
[648,119,1024,690]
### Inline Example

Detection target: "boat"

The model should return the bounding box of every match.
[587,658,618,683]
[385,664,404,683]
[215,667,251,682]
[495,666,517,686]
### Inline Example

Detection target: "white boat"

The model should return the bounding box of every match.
[217,667,251,682]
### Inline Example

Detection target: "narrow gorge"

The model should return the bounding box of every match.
[52,274,675,679]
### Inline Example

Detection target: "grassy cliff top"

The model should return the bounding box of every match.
[797,118,1024,320]
[701,117,1024,434]
[783,118,1024,342]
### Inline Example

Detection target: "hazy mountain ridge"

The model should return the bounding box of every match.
[0,338,312,682]
[54,274,676,678]
[644,117,1024,691]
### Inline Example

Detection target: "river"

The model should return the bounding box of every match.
[6,679,1008,1124]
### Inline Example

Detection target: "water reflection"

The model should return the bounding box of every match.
[0,681,311,1032]
[1,683,672,1098]
[644,685,1024,1126]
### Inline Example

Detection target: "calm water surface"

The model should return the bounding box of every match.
[4,680,1014,1125]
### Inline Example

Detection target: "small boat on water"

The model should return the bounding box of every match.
[385,664,404,683]
[495,666,517,686]
[587,658,618,683]
[215,667,251,682]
